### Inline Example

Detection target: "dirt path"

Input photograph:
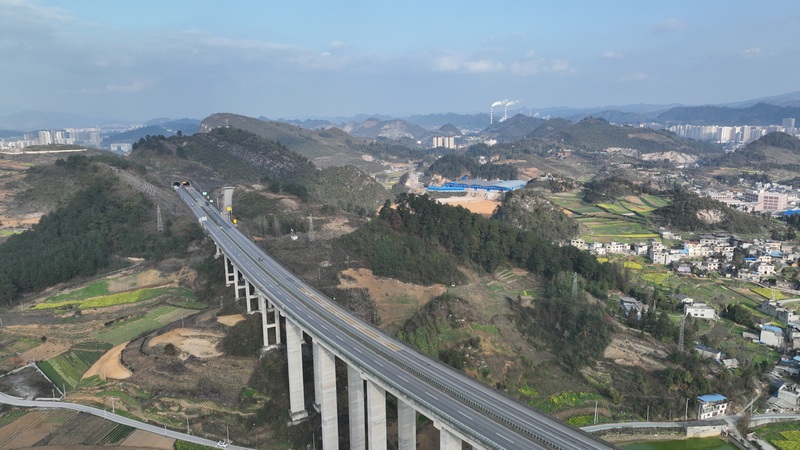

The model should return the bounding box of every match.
[83,342,132,380]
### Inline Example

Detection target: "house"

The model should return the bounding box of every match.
[760,325,785,349]
[789,322,800,350]
[674,294,694,304]
[694,343,723,361]
[685,302,717,320]
[697,394,728,419]
[620,297,648,319]
[721,358,739,369]
[676,264,692,275]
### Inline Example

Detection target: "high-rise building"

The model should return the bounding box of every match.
[432,136,456,149]
[37,130,52,145]
[783,118,796,131]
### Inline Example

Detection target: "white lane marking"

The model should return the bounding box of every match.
[495,432,514,444]
[354,348,363,354]
[336,335,343,341]
[398,375,409,383]
[425,391,438,401]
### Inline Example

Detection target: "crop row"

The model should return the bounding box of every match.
[35,286,194,310]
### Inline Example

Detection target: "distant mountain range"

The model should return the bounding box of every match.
[2,91,799,134]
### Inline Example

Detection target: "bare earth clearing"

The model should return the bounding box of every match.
[83,341,132,380]
[146,327,223,359]
[603,336,670,371]
[338,268,445,332]
[217,313,246,326]
[435,195,500,216]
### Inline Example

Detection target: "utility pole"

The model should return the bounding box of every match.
[594,401,598,425]
[685,398,689,421]
[678,313,686,354]
[308,214,315,242]
[646,405,649,422]
[186,415,190,434]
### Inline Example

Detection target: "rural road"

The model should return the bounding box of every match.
[0,391,252,450]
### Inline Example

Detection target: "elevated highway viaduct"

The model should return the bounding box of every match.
[177,183,617,450]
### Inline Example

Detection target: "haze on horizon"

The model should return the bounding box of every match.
[1,0,799,121]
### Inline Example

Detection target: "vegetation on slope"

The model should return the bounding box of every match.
[706,132,800,169]
[426,154,518,180]
[0,155,202,304]
[492,189,579,242]
[652,190,783,234]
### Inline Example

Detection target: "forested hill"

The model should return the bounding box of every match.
[130,128,316,184]
[705,132,800,169]
[199,113,383,171]
[651,190,788,235]
[529,117,721,155]
[0,155,202,304]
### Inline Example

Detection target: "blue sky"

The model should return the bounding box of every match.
[1,0,798,121]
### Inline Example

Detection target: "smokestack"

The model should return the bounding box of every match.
[503,104,507,122]
[490,106,493,125]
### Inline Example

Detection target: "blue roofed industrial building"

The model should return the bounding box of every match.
[427,178,526,193]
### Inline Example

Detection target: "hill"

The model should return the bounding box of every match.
[480,114,546,143]
[706,132,800,169]
[491,189,579,242]
[130,128,390,214]
[200,113,384,172]
[651,190,781,234]
[344,117,428,141]
[656,102,800,126]
[529,117,721,156]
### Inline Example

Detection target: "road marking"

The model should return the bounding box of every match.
[398,375,409,383]
[495,432,514,444]
[425,391,438,401]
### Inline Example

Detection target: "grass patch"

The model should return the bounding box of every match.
[753,421,800,449]
[36,347,107,390]
[93,305,189,345]
[623,261,643,270]
[0,409,26,427]
[35,286,194,310]
[751,287,786,300]
[43,281,109,303]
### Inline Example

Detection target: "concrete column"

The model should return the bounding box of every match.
[245,282,257,314]
[285,320,308,423]
[347,366,366,450]
[214,244,222,259]
[318,345,338,450]
[234,269,247,300]
[313,341,322,412]
[397,399,416,450]
[366,381,386,450]
[258,295,281,349]
[232,268,241,299]
[438,426,461,450]
[224,256,234,286]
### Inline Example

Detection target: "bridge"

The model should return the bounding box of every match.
[177,184,617,450]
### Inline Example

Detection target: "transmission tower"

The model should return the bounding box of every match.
[308,214,315,242]
[157,205,164,233]
[678,313,686,354]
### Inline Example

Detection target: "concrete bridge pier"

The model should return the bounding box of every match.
[224,256,235,286]
[285,320,308,423]
[313,341,322,412]
[318,345,339,450]
[214,244,222,259]
[245,281,258,314]
[435,423,462,450]
[397,399,416,450]
[367,380,387,450]
[258,294,281,349]
[234,270,248,300]
[347,366,366,450]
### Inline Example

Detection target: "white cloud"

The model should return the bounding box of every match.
[429,53,504,73]
[742,47,762,59]
[510,52,572,76]
[329,40,346,49]
[602,51,623,59]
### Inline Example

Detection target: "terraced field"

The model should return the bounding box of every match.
[548,190,667,242]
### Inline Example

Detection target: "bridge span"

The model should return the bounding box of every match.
[177,184,617,450]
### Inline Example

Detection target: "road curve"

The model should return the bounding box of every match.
[179,185,617,450]
[0,392,250,450]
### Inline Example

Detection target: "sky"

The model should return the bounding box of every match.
[1,0,799,122]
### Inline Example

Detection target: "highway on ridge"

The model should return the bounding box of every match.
[179,185,617,450]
